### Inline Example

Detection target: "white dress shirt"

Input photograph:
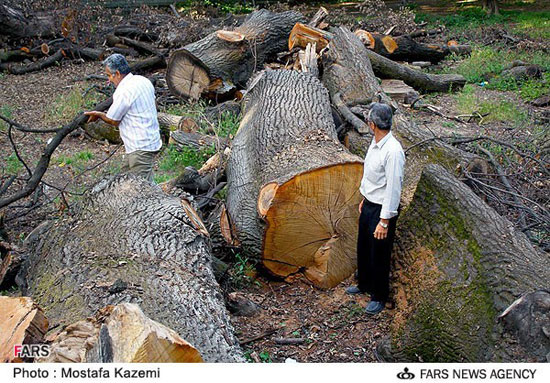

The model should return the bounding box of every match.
[359,131,405,219]
[106,73,162,153]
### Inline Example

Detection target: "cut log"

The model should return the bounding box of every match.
[321,27,391,134]
[169,131,228,151]
[366,49,466,93]
[379,164,550,362]
[355,30,471,63]
[158,112,199,132]
[289,23,331,52]
[381,79,419,104]
[18,174,244,362]
[166,9,304,99]
[226,70,364,288]
[41,303,203,363]
[0,297,48,363]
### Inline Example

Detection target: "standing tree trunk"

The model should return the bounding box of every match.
[18,175,244,362]
[166,9,304,99]
[226,70,364,289]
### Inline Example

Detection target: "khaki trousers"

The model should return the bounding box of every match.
[121,150,159,183]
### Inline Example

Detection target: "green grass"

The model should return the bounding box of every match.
[0,104,14,132]
[47,85,102,124]
[54,150,95,171]
[176,0,253,14]
[4,153,23,176]
[513,11,550,39]
[455,84,528,124]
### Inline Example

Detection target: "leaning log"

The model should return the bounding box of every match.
[0,297,48,363]
[379,164,550,362]
[366,49,466,93]
[166,9,304,99]
[18,174,244,362]
[355,30,471,63]
[41,303,203,363]
[226,70,364,288]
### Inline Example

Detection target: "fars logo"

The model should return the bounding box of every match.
[13,344,50,360]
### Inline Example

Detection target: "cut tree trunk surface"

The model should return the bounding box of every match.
[18,174,243,362]
[166,9,304,99]
[0,296,48,363]
[226,70,363,289]
[381,164,550,362]
[41,303,203,363]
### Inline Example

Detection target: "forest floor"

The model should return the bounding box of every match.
[1,1,549,362]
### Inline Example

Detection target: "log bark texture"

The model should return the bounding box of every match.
[18,174,244,362]
[366,49,466,93]
[381,164,550,362]
[166,9,304,99]
[226,70,364,288]
[41,303,203,363]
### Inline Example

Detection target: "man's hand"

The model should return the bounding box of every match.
[374,221,389,240]
[358,199,364,214]
[84,111,105,123]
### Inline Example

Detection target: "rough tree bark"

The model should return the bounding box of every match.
[226,70,364,289]
[378,164,550,362]
[166,9,304,99]
[18,175,244,362]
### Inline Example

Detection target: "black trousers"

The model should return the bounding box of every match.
[356,198,399,302]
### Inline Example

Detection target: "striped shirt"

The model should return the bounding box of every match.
[359,131,405,219]
[106,73,162,153]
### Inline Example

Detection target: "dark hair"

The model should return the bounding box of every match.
[103,53,131,75]
[367,103,393,130]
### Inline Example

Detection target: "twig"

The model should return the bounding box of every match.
[239,328,277,346]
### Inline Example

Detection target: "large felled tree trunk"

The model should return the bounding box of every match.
[226,70,364,289]
[379,164,550,362]
[18,175,244,362]
[166,9,304,99]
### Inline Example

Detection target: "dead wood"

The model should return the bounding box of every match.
[18,175,244,362]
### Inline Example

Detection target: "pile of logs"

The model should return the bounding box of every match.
[2,5,548,364]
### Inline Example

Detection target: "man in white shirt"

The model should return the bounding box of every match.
[346,103,405,315]
[85,54,162,182]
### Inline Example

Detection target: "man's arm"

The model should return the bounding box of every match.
[84,111,120,127]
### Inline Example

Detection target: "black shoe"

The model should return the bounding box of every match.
[345,286,364,295]
[365,300,385,315]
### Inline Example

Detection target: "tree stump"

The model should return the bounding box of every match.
[226,70,364,288]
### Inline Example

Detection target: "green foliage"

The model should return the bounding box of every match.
[415,7,510,32]
[513,11,550,39]
[4,154,23,176]
[47,85,103,124]
[159,143,216,172]
[0,104,13,132]
[455,84,528,124]
[259,351,272,363]
[229,252,256,289]
[176,0,253,14]
[55,150,95,171]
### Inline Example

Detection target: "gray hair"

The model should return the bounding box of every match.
[367,102,393,130]
[103,53,131,75]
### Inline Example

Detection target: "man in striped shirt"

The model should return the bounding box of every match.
[85,54,162,182]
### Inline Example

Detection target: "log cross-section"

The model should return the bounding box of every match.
[226,70,364,288]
